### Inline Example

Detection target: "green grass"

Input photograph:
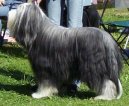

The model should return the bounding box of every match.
[99,7,129,21]
[0,8,129,106]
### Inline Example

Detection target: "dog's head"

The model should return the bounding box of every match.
[8,3,30,35]
[8,3,45,47]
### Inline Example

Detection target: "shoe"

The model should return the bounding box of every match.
[3,29,16,43]
[67,84,78,93]
[6,37,16,43]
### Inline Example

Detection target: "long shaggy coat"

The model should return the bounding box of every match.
[8,3,123,100]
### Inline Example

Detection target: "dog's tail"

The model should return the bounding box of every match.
[116,79,123,99]
[101,29,123,99]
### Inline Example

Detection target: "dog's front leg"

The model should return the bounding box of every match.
[32,80,58,99]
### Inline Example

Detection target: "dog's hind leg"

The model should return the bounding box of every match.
[32,80,58,99]
[94,79,122,100]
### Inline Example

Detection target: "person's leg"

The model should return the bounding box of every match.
[46,0,62,25]
[0,6,10,32]
[66,0,83,91]
[0,20,2,33]
[0,6,10,16]
[0,6,16,43]
[67,0,83,27]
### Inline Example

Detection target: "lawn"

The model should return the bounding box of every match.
[0,7,129,106]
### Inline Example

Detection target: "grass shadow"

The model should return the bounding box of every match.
[0,83,32,96]
[0,43,27,59]
[0,67,35,96]
[59,90,96,100]
[0,61,96,99]
[0,68,33,81]
[73,90,96,99]
[0,83,96,99]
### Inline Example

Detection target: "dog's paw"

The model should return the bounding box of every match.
[94,95,114,100]
[32,92,44,99]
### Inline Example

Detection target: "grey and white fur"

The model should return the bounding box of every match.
[8,3,123,100]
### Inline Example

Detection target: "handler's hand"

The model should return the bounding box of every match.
[0,0,5,6]
[36,0,42,4]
